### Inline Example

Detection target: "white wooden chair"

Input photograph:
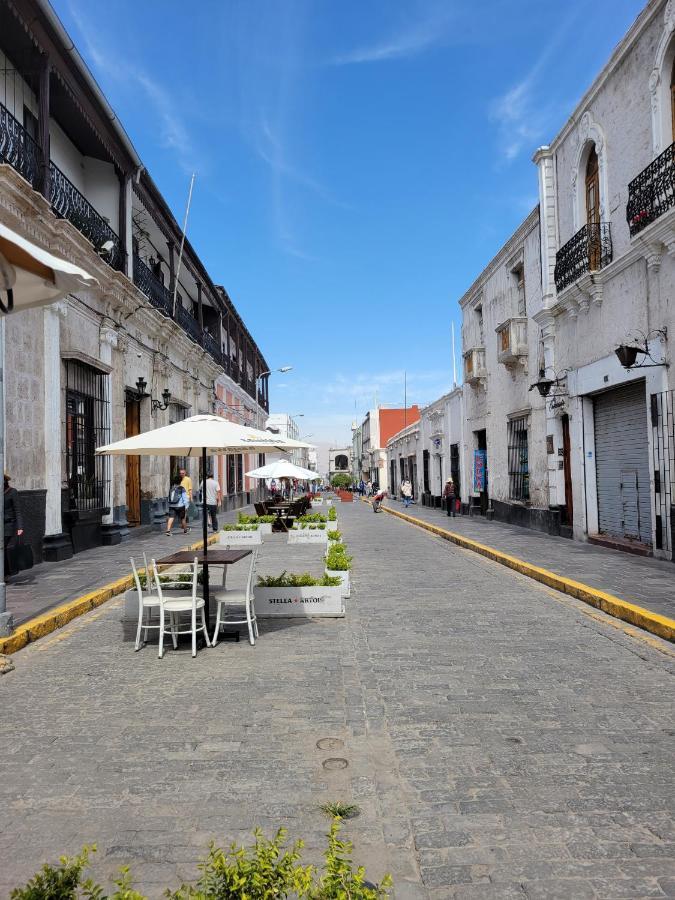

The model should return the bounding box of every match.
[211,548,259,646]
[152,557,211,658]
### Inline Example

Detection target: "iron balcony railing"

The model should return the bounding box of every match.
[627,142,675,236]
[202,328,221,360]
[554,222,612,293]
[0,102,40,188]
[174,300,203,344]
[132,254,172,316]
[1,100,124,272]
[50,162,125,272]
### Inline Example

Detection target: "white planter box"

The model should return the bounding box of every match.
[254,585,344,617]
[311,499,324,508]
[325,498,333,506]
[325,568,350,598]
[288,528,328,544]
[256,523,273,535]
[219,529,262,546]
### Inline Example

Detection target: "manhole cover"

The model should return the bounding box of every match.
[322,757,349,771]
[316,738,344,751]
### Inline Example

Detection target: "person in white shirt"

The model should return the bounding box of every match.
[200,473,222,532]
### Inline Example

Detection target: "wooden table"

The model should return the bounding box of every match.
[156,548,252,623]
[267,504,293,532]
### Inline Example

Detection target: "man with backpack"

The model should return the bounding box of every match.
[166,474,190,535]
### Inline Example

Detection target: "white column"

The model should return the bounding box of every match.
[99,325,117,525]
[533,145,558,307]
[43,303,65,536]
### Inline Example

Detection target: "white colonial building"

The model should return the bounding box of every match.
[533,0,675,558]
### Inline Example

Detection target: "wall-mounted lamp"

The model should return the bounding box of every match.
[152,388,172,412]
[127,377,171,412]
[529,368,569,410]
[614,328,668,369]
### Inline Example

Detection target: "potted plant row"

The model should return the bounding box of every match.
[254,571,344,617]
[238,512,275,534]
[324,543,352,599]
[219,523,263,545]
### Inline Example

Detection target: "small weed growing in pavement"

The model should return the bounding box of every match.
[320,801,360,820]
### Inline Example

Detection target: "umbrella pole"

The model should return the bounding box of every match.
[202,446,209,623]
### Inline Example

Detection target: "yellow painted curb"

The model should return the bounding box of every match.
[0,533,219,656]
[379,503,675,644]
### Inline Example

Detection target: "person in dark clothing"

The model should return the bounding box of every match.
[443,477,457,517]
[4,472,24,574]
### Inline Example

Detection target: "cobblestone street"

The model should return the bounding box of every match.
[1,500,674,898]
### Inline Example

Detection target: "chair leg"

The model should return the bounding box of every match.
[170,612,178,650]
[143,606,151,643]
[246,599,255,646]
[253,614,259,639]
[211,603,221,647]
[158,608,165,659]
[201,608,211,647]
[191,609,197,658]
[135,605,144,651]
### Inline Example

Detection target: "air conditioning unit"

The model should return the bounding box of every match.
[463,347,487,385]
[496,317,528,365]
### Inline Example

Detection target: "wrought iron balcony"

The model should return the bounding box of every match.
[132,254,172,315]
[202,328,221,362]
[50,162,124,272]
[0,102,40,189]
[174,300,202,344]
[554,222,612,293]
[626,142,675,236]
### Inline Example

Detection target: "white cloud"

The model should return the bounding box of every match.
[330,4,455,66]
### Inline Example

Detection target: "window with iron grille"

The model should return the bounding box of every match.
[168,402,189,475]
[65,360,110,511]
[236,454,243,492]
[507,416,530,501]
[227,454,236,495]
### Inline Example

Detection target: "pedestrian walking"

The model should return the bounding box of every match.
[166,474,190,535]
[401,478,413,508]
[4,472,23,574]
[443,476,457,517]
[199,472,222,532]
[179,466,193,501]
[366,480,372,497]
[359,479,365,497]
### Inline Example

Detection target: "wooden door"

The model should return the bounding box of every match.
[126,400,141,526]
[561,414,573,527]
[586,147,601,269]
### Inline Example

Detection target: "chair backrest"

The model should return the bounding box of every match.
[130,557,144,600]
[254,502,267,516]
[142,551,154,591]
[152,557,199,609]
[245,548,259,600]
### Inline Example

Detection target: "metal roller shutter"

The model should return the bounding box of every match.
[594,381,651,544]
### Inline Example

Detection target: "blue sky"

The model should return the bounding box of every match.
[56,0,645,466]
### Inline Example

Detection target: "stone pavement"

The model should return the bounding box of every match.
[384,500,675,621]
[1,500,674,898]
[5,507,251,627]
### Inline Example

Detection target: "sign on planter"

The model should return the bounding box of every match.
[254,585,344,617]
[219,529,262,546]
[288,529,328,544]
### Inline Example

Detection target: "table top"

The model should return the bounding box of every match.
[268,503,292,511]
[156,549,252,565]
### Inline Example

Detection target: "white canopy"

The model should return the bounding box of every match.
[0,222,97,313]
[96,414,313,457]
[245,458,322,482]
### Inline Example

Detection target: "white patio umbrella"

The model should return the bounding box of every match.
[245,459,322,482]
[0,223,96,635]
[96,414,313,616]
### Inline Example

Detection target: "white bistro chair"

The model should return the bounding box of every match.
[211,547,259,647]
[131,555,161,652]
[151,557,211,658]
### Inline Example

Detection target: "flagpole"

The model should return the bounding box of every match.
[172,173,196,317]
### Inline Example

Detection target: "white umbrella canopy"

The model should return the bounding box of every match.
[0,222,97,313]
[245,458,322,481]
[95,414,313,457]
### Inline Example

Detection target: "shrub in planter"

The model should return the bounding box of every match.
[295,522,326,530]
[257,571,342,587]
[298,513,328,524]
[325,546,352,571]
[328,507,337,521]
[222,523,259,531]
[327,529,342,541]
[11,823,391,898]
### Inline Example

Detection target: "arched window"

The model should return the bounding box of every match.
[585,146,600,225]
[670,55,675,143]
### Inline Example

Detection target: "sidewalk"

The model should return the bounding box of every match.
[5,507,251,627]
[385,500,675,622]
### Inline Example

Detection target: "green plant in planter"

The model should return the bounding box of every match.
[237,512,253,524]
[298,513,328,524]
[257,571,342,587]
[328,507,337,521]
[10,845,144,900]
[222,523,258,531]
[326,546,352,571]
[327,530,342,541]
